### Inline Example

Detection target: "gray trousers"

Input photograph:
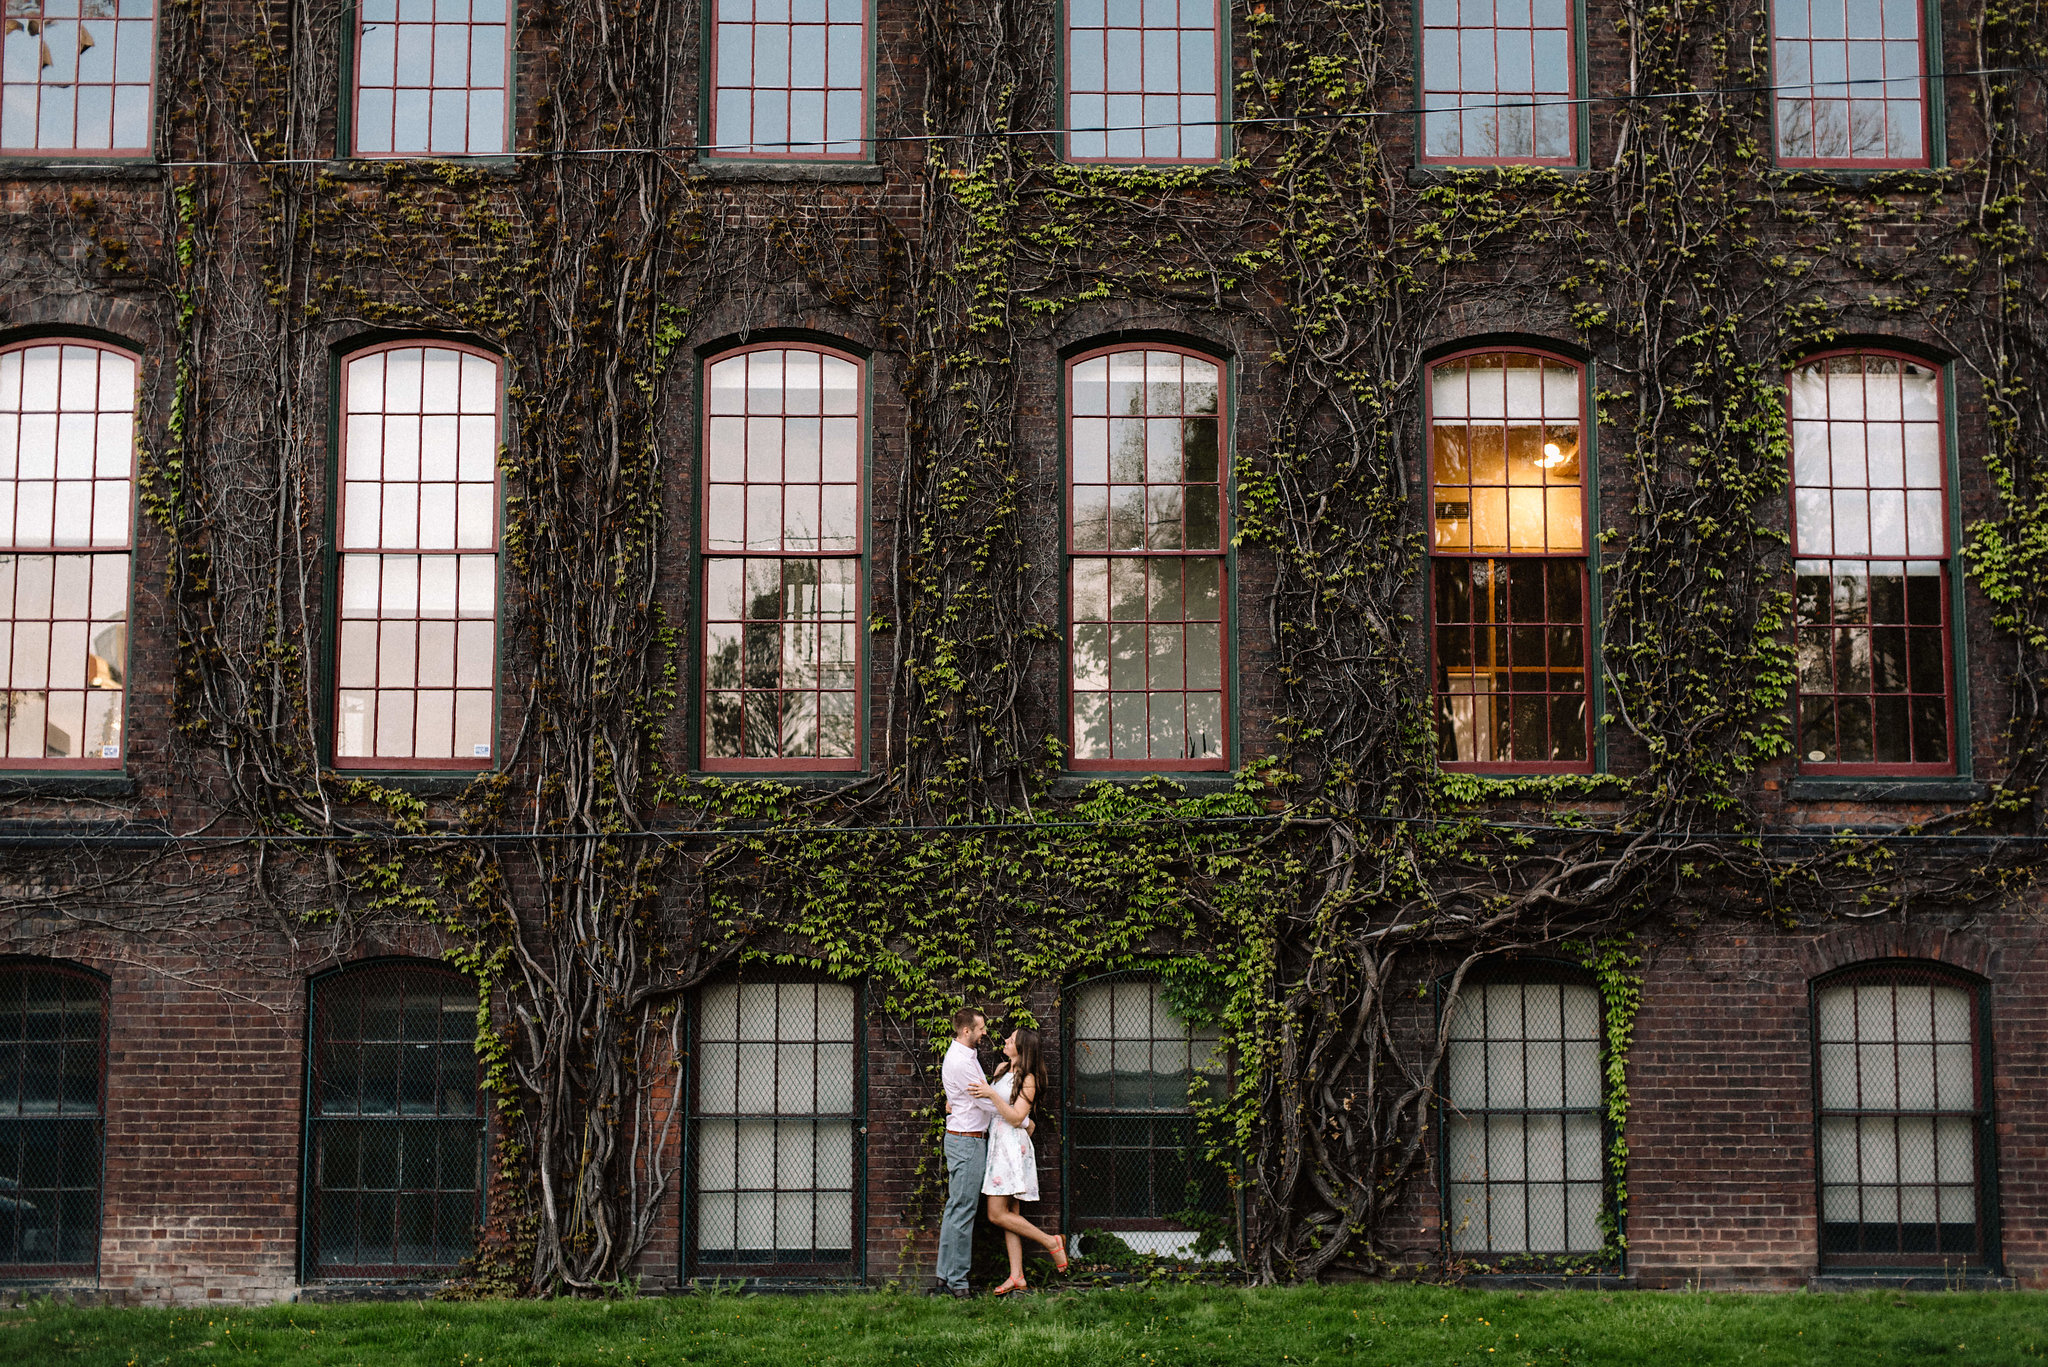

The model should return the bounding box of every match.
[936,1131,987,1289]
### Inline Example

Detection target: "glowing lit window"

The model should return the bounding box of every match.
[1789,351,1951,772]
[335,343,500,768]
[1067,346,1227,769]
[0,0,154,156]
[1429,350,1589,770]
[1773,0,1927,166]
[0,340,134,769]
[1419,0,1575,163]
[1815,965,1989,1266]
[351,0,511,157]
[1442,977,1606,1257]
[708,0,866,158]
[1065,0,1222,163]
[701,344,862,769]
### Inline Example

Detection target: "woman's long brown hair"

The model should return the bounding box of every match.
[993,1027,1048,1117]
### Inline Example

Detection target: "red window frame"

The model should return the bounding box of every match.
[333,340,501,771]
[0,338,136,771]
[1427,346,1592,774]
[306,959,486,1278]
[0,959,107,1278]
[350,0,514,158]
[706,0,869,160]
[1418,0,1577,166]
[1788,348,1953,776]
[700,342,864,772]
[1812,962,1991,1268]
[1771,0,1929,168]
[1065,343,1229,772]
[1064,0,1224,164]
[0,0,155,157]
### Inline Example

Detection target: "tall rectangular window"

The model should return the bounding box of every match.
[0,0,154,155]
[1067,347,1227,769]
[1429,350,1589,771]
[702,345,862,770]
[307,962,484,1278]
[1065,974,1234,1260]
[352,0,512,157]
[0,962,104,1275]
[1442,978,1606,1257]
[689,978,861,1276]
[708,0,866,158]
[1773,0,1926,166]
[1066,0,1222,162]
[335,343,500,768]
[1419,0,1575,163]
[1789,351,1951,772]
[1815,967,1989,1265]
[0,341,133,768]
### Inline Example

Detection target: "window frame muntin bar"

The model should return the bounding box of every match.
[696,339,867,773]
[301,956,488,1282]
[1768,0,1933,170]
[1808,959,1998,1272]
[347,0,518,159]
[1425,343,1594,775]
[702,0,873,163]
[0,336,139,772]
[0,956,108,1281]
[330,337,504,773]
[682,971,867,1281]
[1433,960,1617,1267]
[1063,340,1232,773]
[1786,345,1956,777]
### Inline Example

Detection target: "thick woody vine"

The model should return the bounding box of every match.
[0,0,2044,1296]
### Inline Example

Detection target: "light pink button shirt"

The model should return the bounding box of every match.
[942,1039,995,1133]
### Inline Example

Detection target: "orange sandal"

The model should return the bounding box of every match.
[992,1275,1028,1296]
[1049,1239,1070,1274]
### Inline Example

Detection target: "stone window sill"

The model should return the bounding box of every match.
[692,160,884,184]
[0,159,162,180]
[1785,778,1986,803]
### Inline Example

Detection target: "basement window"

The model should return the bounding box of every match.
[0,961,104,1276]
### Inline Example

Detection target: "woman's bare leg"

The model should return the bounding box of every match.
[986,1193,1061,1262]
[987,1196,1026,1282]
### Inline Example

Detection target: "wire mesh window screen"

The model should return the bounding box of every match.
[0,0,155,155]
[1815,968,1986,1263]
[308,963,484,1278]
[1789,353,1951,772]
[351,0,512,156]
[0,963,104,1274]
[702,346,863,769]
[1442,979,1606,1257]
[0,341,136,768]
[690,979,860,1271]
[1066,975,1234,1257]
[335,343,500,768]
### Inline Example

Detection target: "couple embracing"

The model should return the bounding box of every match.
[933,1006,1070,1297]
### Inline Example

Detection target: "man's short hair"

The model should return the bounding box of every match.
[950,1006,986,1036]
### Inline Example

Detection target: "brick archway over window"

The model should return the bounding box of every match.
[1799,924,1993,981]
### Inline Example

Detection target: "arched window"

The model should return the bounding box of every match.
[1788,350,1952,773]
[335,342,501,768]
[0,0,154,155]
[351,0,513,156]
[707,0,867,158]
[1066,345,1228,769]
[0,339,135,768]
[1419,0,1576,164]
[1428,348,1590,771]
[1772,0,1928,167]
[306,961,484,1278]
[1065,0,1223,163]
[0,960,105,1275]
[1063,972,1234,1260]
[687,975,862,1277]
[1441,973,1607,1257]
[1814,964,1990,1267]
[700,343,863,770]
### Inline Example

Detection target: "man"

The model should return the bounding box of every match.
[933,1005,992,1297]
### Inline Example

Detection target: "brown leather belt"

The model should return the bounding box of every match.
[946,1129,986,1137]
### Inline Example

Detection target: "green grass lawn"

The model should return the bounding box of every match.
[1,1283,2042,1367]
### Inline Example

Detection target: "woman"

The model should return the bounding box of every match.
[970,1026,1069,1294]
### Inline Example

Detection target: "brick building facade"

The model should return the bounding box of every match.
[0,0,2043,1305]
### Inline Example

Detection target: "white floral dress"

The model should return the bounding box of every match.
[980,1072,1039,1201]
